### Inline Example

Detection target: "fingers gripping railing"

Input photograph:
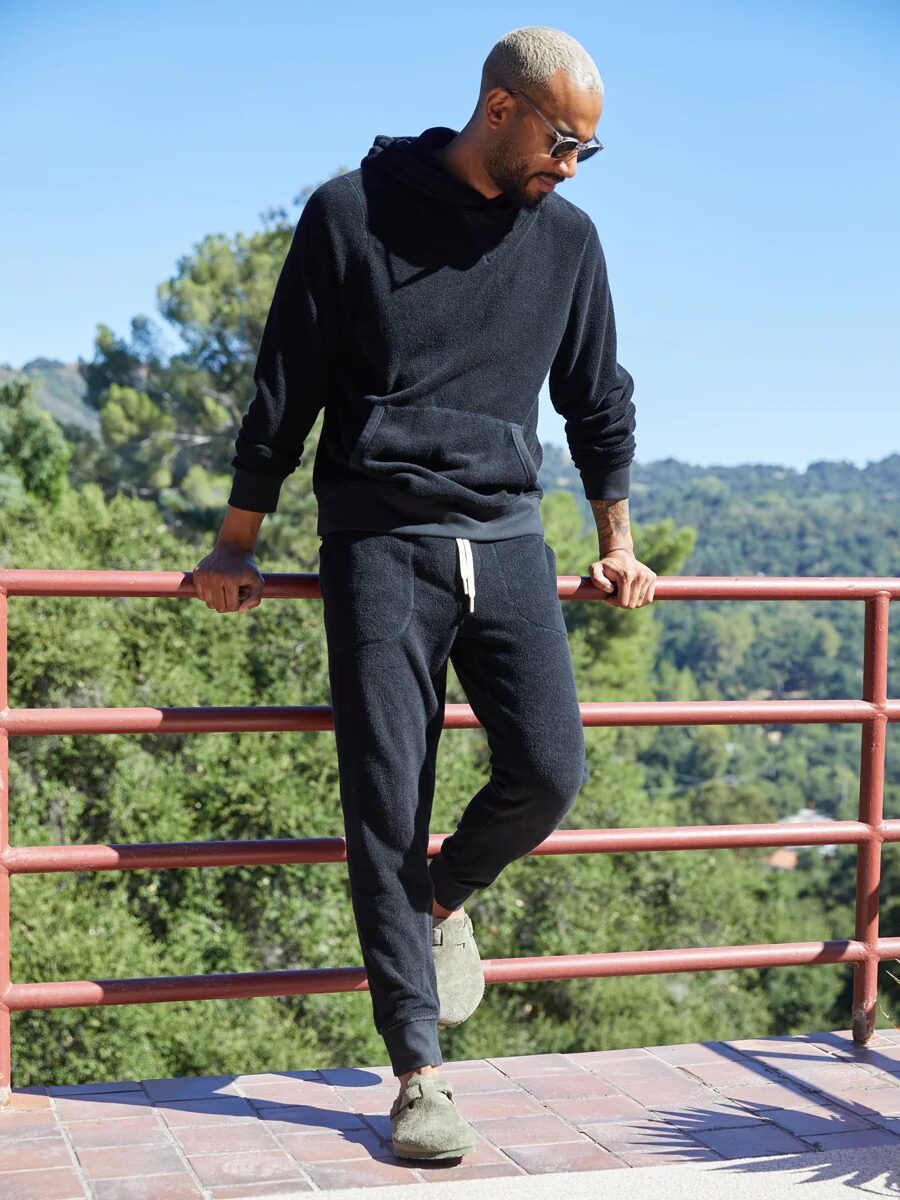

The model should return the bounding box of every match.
[0,569,897,1106]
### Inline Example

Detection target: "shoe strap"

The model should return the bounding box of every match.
[432,914,471,947]
[391,1074,453,1116]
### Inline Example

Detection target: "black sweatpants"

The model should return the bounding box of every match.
[317,530,589,1076]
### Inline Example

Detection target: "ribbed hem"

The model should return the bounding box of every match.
[381,1018,443,1076]
[429,853,474,914]
[313,480,544,540]
[227,467,285,514]
[579,462,631,501]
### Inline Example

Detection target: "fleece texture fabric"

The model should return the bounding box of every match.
[228,125,637,539]
[318,529,589,1075]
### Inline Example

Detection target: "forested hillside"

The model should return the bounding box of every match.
[1,180,897,1087]
[0,358,99,434]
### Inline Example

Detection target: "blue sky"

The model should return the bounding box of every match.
[2,0,898,471]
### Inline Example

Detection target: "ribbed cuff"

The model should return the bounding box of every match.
[227,466,285,514]
[381,1018,443,1076]
[579,461,631,501]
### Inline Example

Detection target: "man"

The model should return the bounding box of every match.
[193,25,656,1161]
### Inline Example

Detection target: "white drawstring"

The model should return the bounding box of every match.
[455,537,475,613]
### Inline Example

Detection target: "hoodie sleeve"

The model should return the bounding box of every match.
[227,180,363,513]
[548,220,636,501]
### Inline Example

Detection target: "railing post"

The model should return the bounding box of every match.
[0,586,10,1106]
[852,591,890,1043]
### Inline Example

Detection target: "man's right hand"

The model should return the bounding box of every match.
[192,546,265,613]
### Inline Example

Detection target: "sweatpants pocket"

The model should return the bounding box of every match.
[319,532,416,650]
[494,536,567,634]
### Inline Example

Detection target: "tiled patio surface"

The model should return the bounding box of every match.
[3,1028,900,1198]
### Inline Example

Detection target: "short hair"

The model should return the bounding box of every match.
[480,26,604,103]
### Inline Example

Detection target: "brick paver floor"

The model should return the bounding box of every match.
[2,1028,900,1197]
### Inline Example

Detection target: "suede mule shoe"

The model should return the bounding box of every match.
[432,910,485,1027]
[390,1073,476,1160]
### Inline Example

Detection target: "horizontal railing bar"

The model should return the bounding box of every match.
[2,939,879,1012]
[2,837,347,873]
[1,570,898,601]
[4,820,892,875]
[0,572,319,600]
[2,699,896,737]
[486,940,876,980]
[3,969,367,1009]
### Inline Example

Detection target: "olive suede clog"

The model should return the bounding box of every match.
[432,910,486,1027]
[390,1073,476,1160]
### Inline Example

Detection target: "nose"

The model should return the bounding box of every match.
[557,154,578,180]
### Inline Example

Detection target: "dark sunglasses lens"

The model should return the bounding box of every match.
[551,139,580,159]
[576,144,602,162]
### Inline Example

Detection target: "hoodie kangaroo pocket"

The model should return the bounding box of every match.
[349,404,538,512]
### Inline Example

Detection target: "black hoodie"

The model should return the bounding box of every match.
[228,126,636,539]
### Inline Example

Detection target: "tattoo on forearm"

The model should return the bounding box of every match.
[590,498,633,552]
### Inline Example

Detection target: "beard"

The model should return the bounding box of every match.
[483,134,559,211]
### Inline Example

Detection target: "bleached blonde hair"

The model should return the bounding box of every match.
[480,26,604,102]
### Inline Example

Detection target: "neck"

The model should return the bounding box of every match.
[433,128,502,200]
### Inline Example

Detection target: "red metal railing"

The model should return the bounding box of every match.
[1,568,897,1106]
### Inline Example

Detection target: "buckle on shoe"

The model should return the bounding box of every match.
[391,1075,453,1120]
[432,915,470,947]
[390,1079,424,1118]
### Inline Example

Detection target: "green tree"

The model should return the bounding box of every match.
[0,378,72,506]
[77,179,346,537]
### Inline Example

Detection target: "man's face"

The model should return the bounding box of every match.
[483,71,602,211]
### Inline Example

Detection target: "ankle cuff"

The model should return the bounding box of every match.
[381,1018,443,1076]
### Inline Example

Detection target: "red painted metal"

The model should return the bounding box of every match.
[1,569,898,601]
[852,593,891,1042]
[2,939,876,1012]
[4,699,898,738]
[0,568,894,1106]
[0,587,11,1107]
[3,818,895,876]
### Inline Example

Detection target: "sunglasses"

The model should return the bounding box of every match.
[507,87,603,162]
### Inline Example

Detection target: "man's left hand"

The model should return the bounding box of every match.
[588,548,657,609]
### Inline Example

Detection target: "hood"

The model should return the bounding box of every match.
[362,126,517,218]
